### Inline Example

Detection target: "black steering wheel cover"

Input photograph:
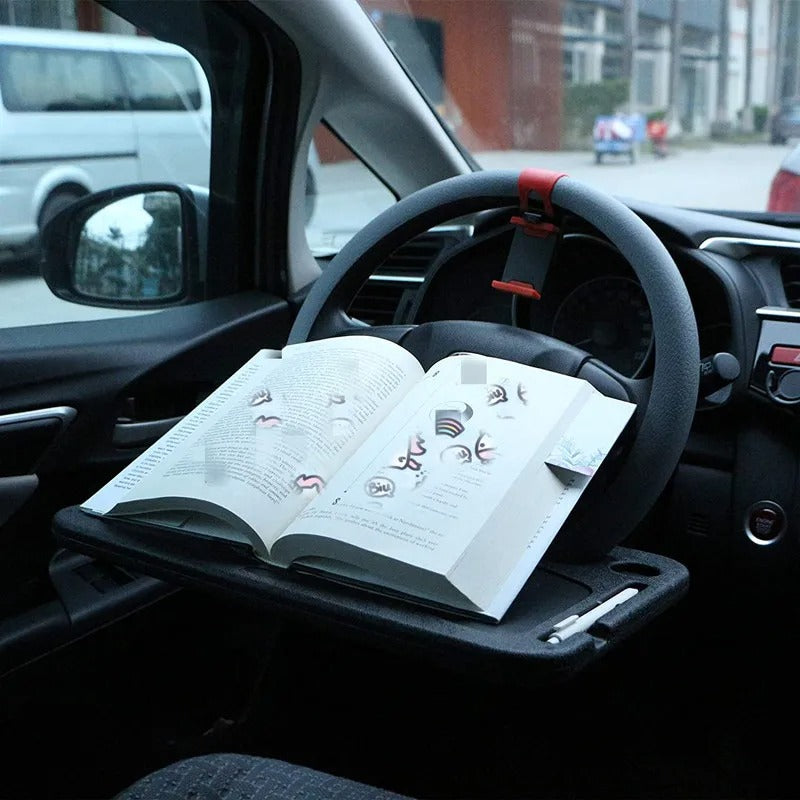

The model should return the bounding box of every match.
[290,170,699,558]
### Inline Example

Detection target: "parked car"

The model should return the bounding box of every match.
[0,25,210,264]
[770,98,800,144]
[6,2,800,800]
[767,141,800,211]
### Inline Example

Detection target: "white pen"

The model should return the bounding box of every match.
[546,587,639,644]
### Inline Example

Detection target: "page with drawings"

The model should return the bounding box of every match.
[273,354,616,578]
[82,336,424,551]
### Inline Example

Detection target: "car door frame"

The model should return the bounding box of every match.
[0,0,301,675]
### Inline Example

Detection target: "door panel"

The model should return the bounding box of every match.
[0,0,300,677]
[0,291,293,672]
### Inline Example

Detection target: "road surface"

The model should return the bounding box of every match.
[476,141,784,211]
[1,141,791,329]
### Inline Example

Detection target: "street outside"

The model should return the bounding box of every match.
[1,141,791,330]
[477,141,785,210]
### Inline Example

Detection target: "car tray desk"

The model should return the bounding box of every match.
[52,505,689,685]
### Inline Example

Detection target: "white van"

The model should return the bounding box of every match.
[0,26,211,262]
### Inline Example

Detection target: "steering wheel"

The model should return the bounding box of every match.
[289,170,699,560]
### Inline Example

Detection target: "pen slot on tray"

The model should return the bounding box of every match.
[540,584,644,645]
[608,560,661,577]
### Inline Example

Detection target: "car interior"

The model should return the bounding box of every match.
[4,1,800,798]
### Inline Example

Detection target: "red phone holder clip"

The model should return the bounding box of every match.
[491,169,567,301]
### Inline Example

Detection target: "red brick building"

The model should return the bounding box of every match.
[363,0,564,152]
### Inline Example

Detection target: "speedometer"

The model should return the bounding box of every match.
[551,276,653,378]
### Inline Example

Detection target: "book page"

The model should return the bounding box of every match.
[468,395,634,618]
[82,348,283,514]
[83,336,424,550]
[274,355,594,575]
[450,391,635,618]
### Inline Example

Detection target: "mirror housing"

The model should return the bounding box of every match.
[40,183,208,310]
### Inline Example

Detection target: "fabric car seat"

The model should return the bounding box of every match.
[115,753,414,800]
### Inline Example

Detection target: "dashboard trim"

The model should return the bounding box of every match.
[756,306,800,321]
[699,236,800,258]
[368,274,425,284]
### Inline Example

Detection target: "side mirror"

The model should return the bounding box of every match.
[40,183,207,309]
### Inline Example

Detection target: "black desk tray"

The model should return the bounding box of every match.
[53,506,689,684]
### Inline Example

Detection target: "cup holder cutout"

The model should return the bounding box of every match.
[609,561,661,577]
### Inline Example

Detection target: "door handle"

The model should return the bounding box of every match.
[112,416,183,448]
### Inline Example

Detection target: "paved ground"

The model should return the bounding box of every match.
[476,141,787,211]
[1,141,792,330]
[0,263,147,328]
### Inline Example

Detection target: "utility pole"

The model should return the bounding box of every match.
[743,0,754,131]
[623,0,639,114]
[715,0,730,135]
[793,1,800,99]
[767,0,780,109]
[668,0,683,125]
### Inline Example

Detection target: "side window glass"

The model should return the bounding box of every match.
[118,53,202,111]
[305,124,396,256]
[0,46,124,111]
[0,1,211,330]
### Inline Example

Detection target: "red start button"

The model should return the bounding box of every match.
[770,345,800,365]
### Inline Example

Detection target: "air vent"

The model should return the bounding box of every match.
[686,512,711,537]
[349,281,413,326]
[348,230,465,325]
[374,232,452,277]
[781,262,800,307]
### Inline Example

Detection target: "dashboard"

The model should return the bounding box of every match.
[349,197,800,572]
[407,217,733,380]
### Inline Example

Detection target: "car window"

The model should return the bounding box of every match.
[0,1,211,330]
[358,0,794,215]
[118,53,202,111]
[305,124,395,257]
[0,46,125,111]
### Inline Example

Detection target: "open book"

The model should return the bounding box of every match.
[82,336,635,622]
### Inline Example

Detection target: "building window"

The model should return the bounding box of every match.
[636,57,655,105]
[682,25,712,52]
[605,9,623,37]
[563,3,595,33]
[563,46,588,84]
[637,18,662,50]
[602,44,623,80]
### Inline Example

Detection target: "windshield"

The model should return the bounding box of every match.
[357,0,796,214]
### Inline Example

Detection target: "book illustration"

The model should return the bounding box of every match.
[249,389,272,406]
[517,383,528,405]
[364,476,395,498]
[440,444,472,465]
[546,437,606,476]
[254,415,281,428]
[433,401,473,438]
[487,384,508,406]
[475,432,497,463]
[389,433,427,471]
[326,393,346,407]
[330,417,356,439]
[294,474,326,494]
